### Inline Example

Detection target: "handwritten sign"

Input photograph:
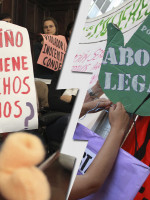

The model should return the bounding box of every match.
[0,22,38,133]
[72,48,104,85]
[71,0,150,86]
[37,34,67,71]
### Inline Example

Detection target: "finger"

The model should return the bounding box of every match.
[109,104,115,112]
[116,102,122,110]
[99,101,112,108]
[93,98,110,106]
[99,98,112,104]
[118,102,126,112]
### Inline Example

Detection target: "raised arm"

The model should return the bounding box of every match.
[69,102,130,200]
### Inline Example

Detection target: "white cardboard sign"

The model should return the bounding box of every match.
[71,0,150,86]
[0,22,38,133]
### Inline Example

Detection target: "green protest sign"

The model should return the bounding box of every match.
[99,14,150,116]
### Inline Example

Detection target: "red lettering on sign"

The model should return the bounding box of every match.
[5,57,10,72]
[22,76,30,94]
[14,101,22,118]
[16,32,23,47]
[22,56,28,70]
[12,57,20,71]
[13,76,21,94]
[3,77,10,94]
[4,30,14,47]
[4,102,12,118]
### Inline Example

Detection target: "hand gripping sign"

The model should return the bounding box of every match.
[37,34,67,71]
[74,123,150,200]
[99,14,150,116]
[0,21,38,133]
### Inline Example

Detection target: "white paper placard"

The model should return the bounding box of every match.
[0,21,38,133]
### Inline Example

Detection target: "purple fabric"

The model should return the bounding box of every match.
[74,123,150,200]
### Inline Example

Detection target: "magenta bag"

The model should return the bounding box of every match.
[74,123,150,200]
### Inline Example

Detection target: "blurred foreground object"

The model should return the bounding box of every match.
[40,152,75,200]
[0,132,51,200]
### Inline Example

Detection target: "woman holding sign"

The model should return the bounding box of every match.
[48,21,76,113]
[33,17,58,84]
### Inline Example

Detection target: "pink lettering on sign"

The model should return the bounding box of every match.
[37,34,67,71]
[90,74,98,85]
[0,76,30,96]
[0,100,22,118]
[72,48,104,73]
[0,29,24,48]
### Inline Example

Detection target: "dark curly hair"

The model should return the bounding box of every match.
[0,13,12,20]
[65,21,74,44]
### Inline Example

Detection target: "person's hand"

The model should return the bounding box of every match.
[109,102,130,134]
[93,80,103,95]
[84,81,104,103]
[87,98,112,111]
[60,95,72,103]
[91,80,104,98]
[80,98,112,118]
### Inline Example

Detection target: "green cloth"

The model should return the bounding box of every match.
[99,15,150,116]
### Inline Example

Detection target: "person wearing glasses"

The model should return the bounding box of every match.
[33,17,58,84]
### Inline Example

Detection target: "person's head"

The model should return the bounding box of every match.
[0,13,12,23]
[65,21,74,44]
[42,17,58,35]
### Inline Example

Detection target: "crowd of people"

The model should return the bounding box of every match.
[0,12,136,200]
[0,13,76,156]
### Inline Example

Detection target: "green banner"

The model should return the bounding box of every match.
[99,14,150,116]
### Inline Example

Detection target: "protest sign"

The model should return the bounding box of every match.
[71,0,150,86]
[99,15,150,116]
[37,34,67,71]
[74,123,150,200]
[0,21,38,133]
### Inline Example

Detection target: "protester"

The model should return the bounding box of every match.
[69,102,130,200]
[44,22,75,150]
[0,13,12,23]
[48,70,77,113]
[48,21,76,112]
[33,17,58,83]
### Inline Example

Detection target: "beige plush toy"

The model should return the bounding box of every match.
[0,132,51,200]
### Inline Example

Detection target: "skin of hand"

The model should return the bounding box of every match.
[69,102,130,200]
[60,95,72,103]
[109,102,130,135]
[84,80,104,103]
[80,98,112,118]
[93,80,104,97]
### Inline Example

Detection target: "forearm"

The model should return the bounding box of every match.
[85,127,125,188]
[79,102,92,118]
[80,98,111,118]
[70,103,129,200]
[69,128,125,200]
